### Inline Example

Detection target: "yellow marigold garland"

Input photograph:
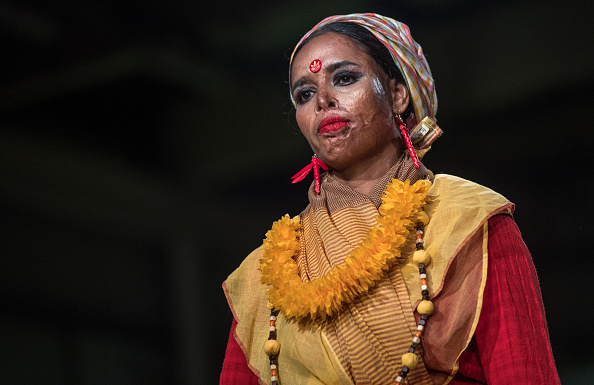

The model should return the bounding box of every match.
[259,179,432,322]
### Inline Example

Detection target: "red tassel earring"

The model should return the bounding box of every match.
[395,114,420,168]
[291,154,329,194]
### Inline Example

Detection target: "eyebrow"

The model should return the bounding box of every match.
[291,60,360,92]
[326,60,358,73]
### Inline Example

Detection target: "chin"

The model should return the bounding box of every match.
[318,152,353,171]
[319,139,350,158]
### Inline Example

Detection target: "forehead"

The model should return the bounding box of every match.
[291,32,376,79]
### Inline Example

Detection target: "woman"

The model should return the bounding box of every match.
[221,13,559,385]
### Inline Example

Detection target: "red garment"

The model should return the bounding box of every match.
[221,317,260,385]
[220,215,560,384]
[452,214,560,384]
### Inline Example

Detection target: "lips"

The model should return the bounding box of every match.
[318,116,350,134]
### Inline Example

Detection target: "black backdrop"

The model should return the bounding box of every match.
[1,1,593,384]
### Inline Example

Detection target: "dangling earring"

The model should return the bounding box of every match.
[291,154,330,194]
[395,113,420,169]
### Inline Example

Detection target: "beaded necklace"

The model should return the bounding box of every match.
[397,214,434,384]
[261,179,434,385]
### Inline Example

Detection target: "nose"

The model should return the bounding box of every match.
[315,88,337,112]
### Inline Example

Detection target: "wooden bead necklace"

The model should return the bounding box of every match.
[396,214,433,384]
[264,308,280,385]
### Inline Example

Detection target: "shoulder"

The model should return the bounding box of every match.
[224,246,265,298]
[431,173,506,198]
[429,174,514,216]
[228,245,264,278]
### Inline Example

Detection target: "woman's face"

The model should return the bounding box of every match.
[291,32,403,171]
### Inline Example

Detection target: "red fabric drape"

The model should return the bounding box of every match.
[451,214,560,384]
[220,318,260,385]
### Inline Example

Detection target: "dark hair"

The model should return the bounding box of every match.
[291,22,414,120]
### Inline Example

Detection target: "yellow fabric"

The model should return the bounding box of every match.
[400,174,513,305]
[224,174,512,385]
[224,247,353,385]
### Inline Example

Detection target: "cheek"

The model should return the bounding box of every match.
[348,85,395,144]
[369,82,395,129]
[372,77,386,98]
[295,109,308,133]
[295,108,316,143]
[347,87,390,126]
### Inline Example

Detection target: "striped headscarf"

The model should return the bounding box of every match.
[290,13,437,123]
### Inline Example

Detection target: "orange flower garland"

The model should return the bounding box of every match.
[259,179,432,322]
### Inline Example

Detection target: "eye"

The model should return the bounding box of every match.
[295,88,315,104]
[334,70,361,86]
[336,74,353,84]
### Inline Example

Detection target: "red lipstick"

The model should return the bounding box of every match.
[318,116,349,134]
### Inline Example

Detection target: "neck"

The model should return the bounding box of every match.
[331,141,403,196]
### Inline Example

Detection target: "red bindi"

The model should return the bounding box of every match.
[309,59,322,73]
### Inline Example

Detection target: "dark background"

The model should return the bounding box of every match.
[1,0,593,384]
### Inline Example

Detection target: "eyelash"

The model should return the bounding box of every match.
[293,70,362,105]
[294,88,315,104]
[334,70,361,85]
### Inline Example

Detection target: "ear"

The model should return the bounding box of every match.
[389,80,410,116]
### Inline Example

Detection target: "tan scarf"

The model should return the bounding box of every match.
[297,155,434,385]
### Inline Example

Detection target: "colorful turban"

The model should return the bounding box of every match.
[290,13,437,123]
